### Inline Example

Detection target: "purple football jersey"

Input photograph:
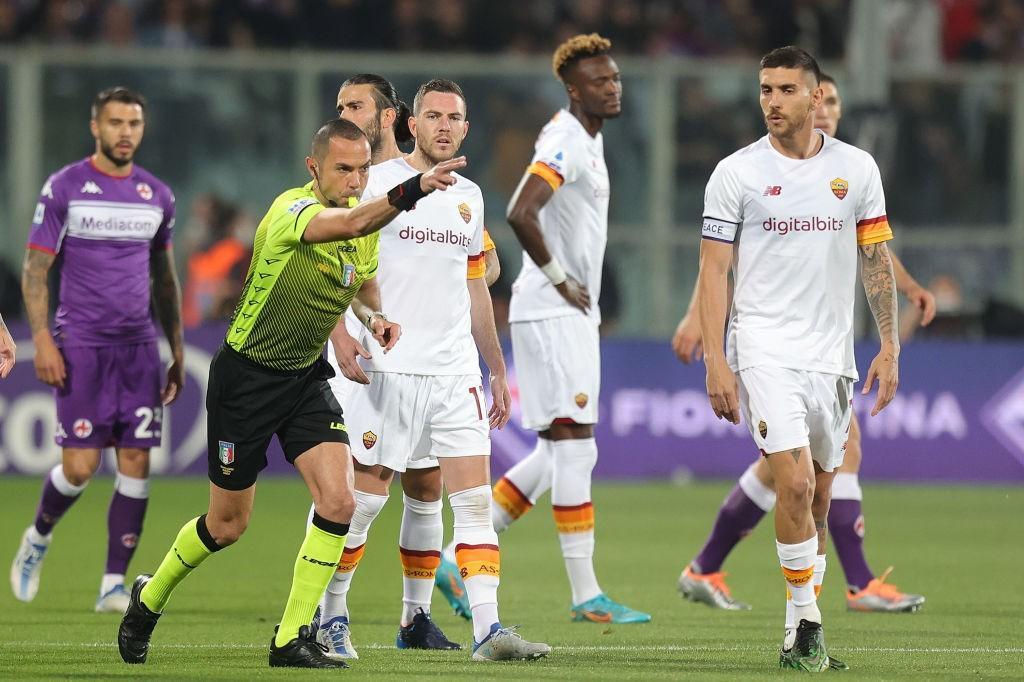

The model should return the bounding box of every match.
[27,157,175,347]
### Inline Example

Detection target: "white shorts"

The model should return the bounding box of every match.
[510,316,600,431]
[346,372,490,473]
[737,366,854,473]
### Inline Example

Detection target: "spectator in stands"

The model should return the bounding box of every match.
[182,194,252,329]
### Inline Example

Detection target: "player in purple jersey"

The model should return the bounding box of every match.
[10,87,184,614]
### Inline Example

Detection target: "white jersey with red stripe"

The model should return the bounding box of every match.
[357,156,486,376]
[508,109,610,325]
[701,131,893,381]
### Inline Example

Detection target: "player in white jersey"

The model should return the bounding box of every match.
[674,74,930,616]
[311,75,504,659]
[322,78,549,662]
[696,47,900,672]
[445,34,650,625]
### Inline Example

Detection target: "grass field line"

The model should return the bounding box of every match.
[5,641,1023,655]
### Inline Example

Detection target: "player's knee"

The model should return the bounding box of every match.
[777,474,813,506]
[314,490,355,525]
[62,458,99,486]
[449,484,492,529]
[117,449,149,478]
[206,513,249,546]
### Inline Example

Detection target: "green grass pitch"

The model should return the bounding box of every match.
[1,477,1021,679]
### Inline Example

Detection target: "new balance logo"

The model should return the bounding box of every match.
[763,185,782,196]
[80,181,103,195]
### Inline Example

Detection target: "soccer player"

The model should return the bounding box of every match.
[674,74,930,615]
[696,46,901,671]
[318,78,549,663]
[0,314,15,378]
[444,33,651,625]
[10,87,183,613]
[311,75,500,659]
[116,118,466,669]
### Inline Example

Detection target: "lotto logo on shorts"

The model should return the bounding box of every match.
[362,431,377,449]
[575,392,589,408]
[218,440,235,465]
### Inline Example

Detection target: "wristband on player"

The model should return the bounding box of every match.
[365,311,388,331]
[540,258,568,286]
[387,174,427,212]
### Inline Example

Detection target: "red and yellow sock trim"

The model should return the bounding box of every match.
[553,501,595,534]
[336,543,365,573]
[781,565,814,588]
[455,543,500,580]
[493,477,533,521]
[399,547,441,579]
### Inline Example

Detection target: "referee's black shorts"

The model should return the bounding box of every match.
[205,345,349,490]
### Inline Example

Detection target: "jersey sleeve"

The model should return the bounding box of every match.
[855,158,893,246]
[466,198,486,280]
[26,174,68,255]
[483,228,495,252]
[701,160,743,243]
[270,195,325,251]
[526,127,579,191]
[151,189,176,250]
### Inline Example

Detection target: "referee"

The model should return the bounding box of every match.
[117,118,467,669]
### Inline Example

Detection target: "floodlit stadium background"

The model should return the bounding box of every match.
[0,0,1022,482]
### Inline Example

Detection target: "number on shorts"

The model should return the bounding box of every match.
[468,386,484,420]
[134,406,162,439]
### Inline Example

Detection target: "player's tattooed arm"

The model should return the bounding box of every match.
[859,241,900,415]
[151,246,185,404]
[22,248,65,387]
[859,241,899,347]
[22,248,54,339]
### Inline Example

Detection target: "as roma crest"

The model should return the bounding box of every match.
[362,431,377,449]
[758,420,768,439]
[830,178,848,200]
[458,202,472,224]
[575,393,589,408]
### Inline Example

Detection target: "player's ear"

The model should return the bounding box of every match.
[380,106,396,131]
[408,114,418,139]
[305,157,317,179]
[89,118,99,140]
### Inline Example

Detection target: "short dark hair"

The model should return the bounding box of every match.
[413,78,466,116]
[760,46,821,84]
[311,118,367,160]
[341,73,413,144]
[91,86,146,119]
[820,72,837,87]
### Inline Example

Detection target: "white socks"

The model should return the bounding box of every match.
[320,491,388,621]
[738,462,777,512]
[551,438,601,605]
[398,495,442,626]
[491,439,553,533]
[449,485,501,642]
[778,536,821,626]
[831,472,863,501]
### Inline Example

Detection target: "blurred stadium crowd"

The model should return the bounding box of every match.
[0,0,1021,63]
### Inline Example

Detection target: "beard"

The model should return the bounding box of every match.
[364,116,382,155]
[416,140,458,166]
[99,140,134,167]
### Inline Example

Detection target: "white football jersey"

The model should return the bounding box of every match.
[701,132,893,380]
[358,157,486,376]
[508,109,610,325]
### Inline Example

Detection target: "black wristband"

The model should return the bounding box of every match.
[388,174,427,212]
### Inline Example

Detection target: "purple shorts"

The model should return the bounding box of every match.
[56,342,163,449]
